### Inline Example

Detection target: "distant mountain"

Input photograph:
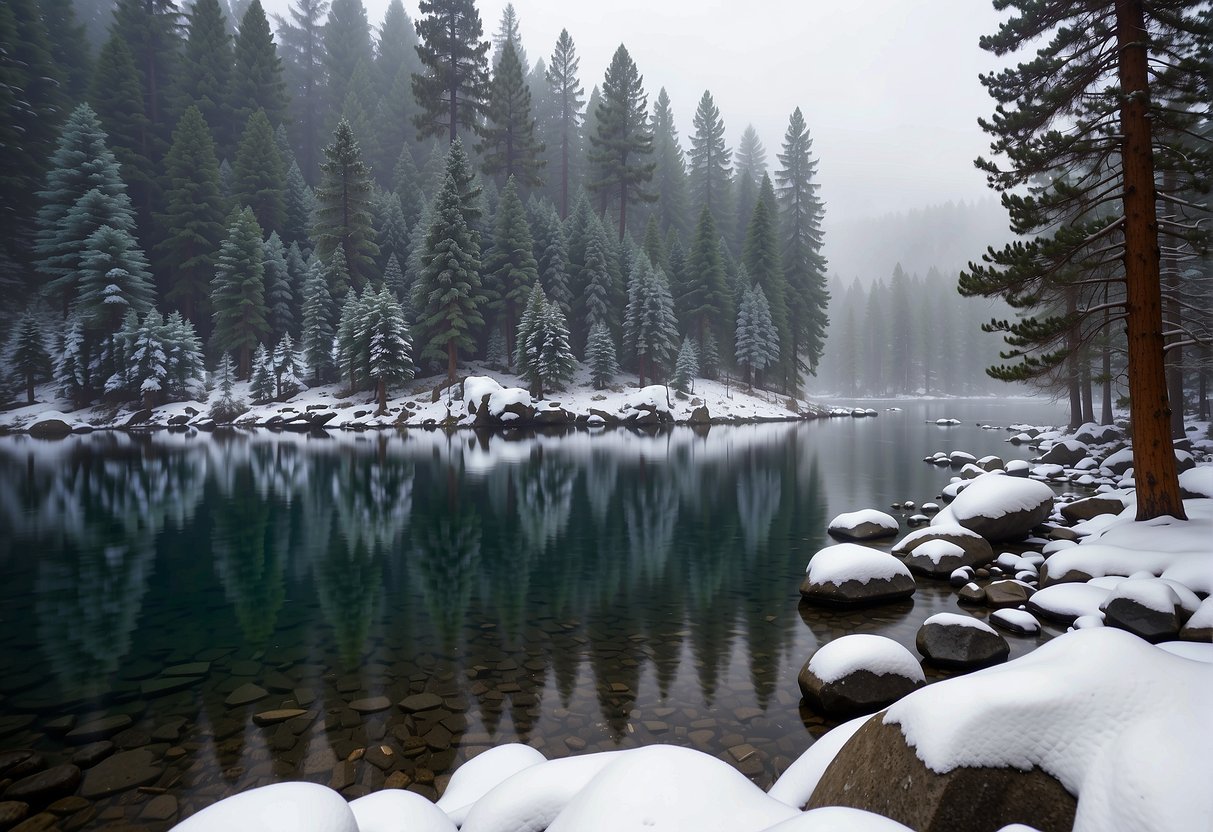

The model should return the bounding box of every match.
[823,197,1015,284]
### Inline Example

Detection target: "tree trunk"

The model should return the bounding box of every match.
[1116,0,1185,520]
[447,339,457,384]
[637,353,646,388]
[1199,364,1209,420]
[26,374,35,405]
[1101,319,1114,425]
[376,377,387,415]
[240,345,251,380]
[1080,354,1094,425]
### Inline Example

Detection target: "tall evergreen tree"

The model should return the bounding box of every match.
[588,45,654,239]
[91,32,156,236]
[372,0,422,178]
[544,29,583,218]
[651,88,690,239]
[322,0,373,122]
[178,0,233,155]
[688,90,731,233]
[211,206,270,376]
[585,319,619,388]
[393,145,425,226]
[282,160,313,249]
[42,0,93,104]
[480,41,545,187]
[264,231,294,340]
[77,223,155,386]
[484,177,537,361]
[7,305,52,404]
[733,124,766,252]
[516,285,574,398]
[314,118,379,292]
[580,216,613,344]
[671,336,698,393]
[233,109,286,233]
[374,190,410,268]
[735,284,777,389]
[300,254,335,383]
[490,3,526,72]
[275,0,329,179]
[412,0,490,144]
[682,206,731,353]
[363,287,413,413]
[743,174,788,384]
[412,164,484,381]
[156,106,225,331]
[532,204,572,317]
[623,258,678,386]
[230,0,289,130]
[109,0,182,152]
[271,331,303,397]
[776,106,829,381]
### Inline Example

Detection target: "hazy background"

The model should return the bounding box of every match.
[259,0,1016,281]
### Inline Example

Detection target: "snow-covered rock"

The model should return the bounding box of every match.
[1179,465,1213,499]
[1180,596,1213,642]
[798,635,924,717]
[459,751,626,832]
[435,743,546,826]
[915,612,1009,669]
[1098,578,1186,642]
[933,473,1053,542]
[799,543,916,605]
[348,790,457,832]
[990,608,1041,636]
[1027,582,1110,624]
[171,783,358,832]
[892,524,994,577]
[827,509,899,541]
[1040,439,1088,466]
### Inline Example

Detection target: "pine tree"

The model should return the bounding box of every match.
[161,311,207,401]
[209,351,246,420]
[263,231,294,340]
[480,41,544,187]
[109,0,181,146]
[272,332,304,397]
[682,206,731,353]
[688,90,731,232]
[275,0,329,179]
[178,0,234,155]
[671,336,699,393]
[585,320,619,389]
[211,206,270,377]
[413,163,484,382]
[588,45,654,239]
[41,0,92,104]
[322,0,373,124]
[282,160,314,249]
[490,3,526,71]
[7,306,52,404]
[733,124,766,253]
[515,284,573,398]
[231,0,289,131]
[623,258,679,386]
[77,224,155,348]
[735,285,778,389]
[55,315,89,406]
[249,341,275,401]
[157,106,225,331]
[484,176,538,362]
[314,118,379,292]
[651,87,691,239]
[513,283,543,376]
[373,0,421,147]
[743,174,788,384]
[776,106,829,382]
[383,252,407,305]
[392,145,425,226]
[338,60,382,171]
[544,29,583,218]
[90,33,156,237]
[533,205,572,317]
[580,217,613,341]
[233,109,286,233]
[130,308,169,407]
[412,0,490,144]
[362,287,413,413]
[700,328,721,380]
[374,190,409,268]
[485,323,507,368]
[300,254,335,383]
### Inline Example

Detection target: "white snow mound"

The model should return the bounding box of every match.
[757,806,913,831]
[829,510,898,534]
[934,472,1052,525]
[808,634,925,685]
[1179,465,1213,498]
[436,742,547,826]
[171,782,358,832]
[348,790,457,832]
[922,612,998,634]
[459,751,626,832]
[768,714,872,808]
[805,544,913,586]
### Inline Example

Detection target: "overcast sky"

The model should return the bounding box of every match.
[262,0,1009,224]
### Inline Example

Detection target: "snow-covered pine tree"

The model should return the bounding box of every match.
[212,206,270,378]
[363,287,413,414]
[533,203,572,318]
[735,285,779,389]
[272,332,304,399]
[581,217,612,337]
[249,343,275,402]
[374,189,410,268]
[531,290,574,398]
[7,306,52,404]
[484,175,538,363]
[585,320,620,389]
[55,316,89,406]
[77,223,156,390]
[131,309,169,408]
[485,324,508,369]
[514,283,545,379]
[623,258,679,386]
[210,352,247,422]
[263,231,294,341]
[336,290,370,391]
[103,309,140,398]
[672,336,699,393]
[162,312,207,402]
[300,255,336,385]
[383,253,407,307]
[700,329,721,380]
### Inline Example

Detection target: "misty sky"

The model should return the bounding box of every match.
[262,0,1010,225]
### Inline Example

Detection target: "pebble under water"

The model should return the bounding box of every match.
[0,399,1069,829]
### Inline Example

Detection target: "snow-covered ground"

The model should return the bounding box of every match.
[0,361,828,433]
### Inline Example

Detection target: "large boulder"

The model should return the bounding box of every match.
[827,510,899,541]
[799,544,916,605]
[807,717,1076,832]
[892,525,994,578]
[27,418,73,438]
[915,613,1009,669]
[1059,495,1126,523]
[1040,440,1088,466]
[932,473,1053,543]
[1099,578,1185,643]
[798,635,924,717]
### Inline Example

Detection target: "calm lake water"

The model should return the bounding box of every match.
[0,398,1067,827]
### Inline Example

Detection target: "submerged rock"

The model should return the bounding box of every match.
[915,613,1009,669]
[798,635,924,717]
[799,544,916,605]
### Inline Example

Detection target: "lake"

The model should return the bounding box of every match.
[0,398,1067,827]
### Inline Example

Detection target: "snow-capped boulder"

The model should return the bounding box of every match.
[1059,495,1125,523]
[799,544,916,605]
[984,579,1034,608]
[1040,440,1088,466]
[1098,578,1186,642]
[1099,447,1135,476]
[933,473,1053,543]
[436,743,546,826]
[27,417,74,437]
[798,635,925,717]
[915,613,1009,669]
[990,608,1041,636]
[1180,597,1213,642]
[892,525,994,577]
[1005,459,1030,477]
[1072,423,1122,445]
[948,450,976,467]
[459,752,626,832]
[1027,582,1110,624]
[544,746,798,832]
[977,455,1005,472]
[1179,465,1213,499]
[172,783,358,832]
[348,790,457,832]
[827,510,899,541]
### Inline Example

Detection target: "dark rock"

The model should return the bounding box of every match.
[140,675,201,698]
[894,529,995,578]
[0,801,29,828]
[79,750,161,798]
[27,419,72,438]
[985,580,1033,608]
[65,715,132,744]
[1101,597,1182,643]
[808,716,1077,832]
[9,812,59,832]
[1060,496,1125,523]
[1040,441,1087,466]
[70,742,114,769]
[2,764,81,806]
[224,683,268,708]
[0,752,43,780]
[798,666,922,718]
[167,414,189,426]
[252,709,307,726]
[957,583,987,605]
[349,696,391,714]
[828,517,899,541]
[687,405,711,424]
[398,693,443,713]
[122,409,153,427]
[140,794,178,821]
[799,573,916,606]
[916,617,1010,669]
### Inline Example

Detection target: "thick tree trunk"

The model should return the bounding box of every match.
[1116,0,1185,520]
[1199,364,1209,420]
[1080,355,1094,425]
[26,375,35,405]
[376,377,387,415]
[637,354,646,388]
[1101,320,1114,425]
[447,339,457,384]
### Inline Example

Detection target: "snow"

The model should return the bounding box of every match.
[543,746,798,832]
[807,634,925,685]
[348,791,457,832]
[757,807,914,831]
[459,751,627,832]
[171,782,358,832]
[768,715,872,808]
[990,609,1041,634]
[434,742,546,826]
[828,509,898,534]
[923,612,998,634]
[934,472,1053,525]
[805,544,913,586]
[910,539,965,565]
[893,523,985,553]
[1157,642,1213,663]
[1029,583,1109,621]
[1101,577,1183,615]
[1186,596,1213,631]
[885,628,1213,832]
[1179,464,1213,498]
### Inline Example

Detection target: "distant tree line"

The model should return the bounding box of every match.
[1,0,831,408]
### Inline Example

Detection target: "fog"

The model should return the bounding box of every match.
[258,0,1014,279]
